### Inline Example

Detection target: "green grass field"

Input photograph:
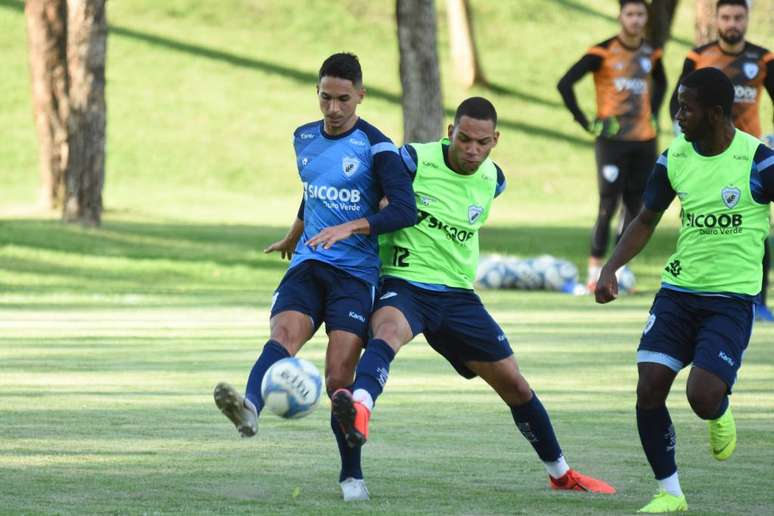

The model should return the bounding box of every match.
[1,0,773,514]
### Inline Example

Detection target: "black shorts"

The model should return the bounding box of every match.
[594,137,657,199]
[375,277,513,379]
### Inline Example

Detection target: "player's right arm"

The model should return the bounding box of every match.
[596,152,675,303]
[557,51,603,132]
[264,197,305,260]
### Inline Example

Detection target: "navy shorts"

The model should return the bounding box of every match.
[375,277,513,379]
[271,260,375,342]
[638,288,754,389]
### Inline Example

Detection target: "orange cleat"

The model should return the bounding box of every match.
[332,388,370,447]
[549,469,616,494]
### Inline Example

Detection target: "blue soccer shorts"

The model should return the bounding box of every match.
[375,277,513,379]
[271,259,375,342]
[637,288,754,390]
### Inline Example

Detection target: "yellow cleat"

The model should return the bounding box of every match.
[638,491,688,513]
[708,407,736,461]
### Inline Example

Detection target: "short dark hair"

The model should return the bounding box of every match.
[454,97,497,126]
[716,0,749,11]
[318,53,362,86]
[619,0,647,8]
[680,68,735,117]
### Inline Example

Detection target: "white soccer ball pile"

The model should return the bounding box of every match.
[476,254,579,293]
[260,357,323,419]
[615,266,637,294]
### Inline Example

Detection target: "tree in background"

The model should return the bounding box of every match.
[646,0,680,49]
[695,0,717,44]
[25,0,107,226]
[446,0,486,88]
[396,0,444,143]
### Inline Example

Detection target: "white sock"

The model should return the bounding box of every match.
[544,455,570,479]
[657,472,683,497]
[352,388,374,412]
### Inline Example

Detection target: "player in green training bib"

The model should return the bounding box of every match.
[328,97,616,496]
[596,68,774,513]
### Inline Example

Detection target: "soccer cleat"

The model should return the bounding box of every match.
[332,388,370,447]
[340,477,369,502]
[213,382,258,438]
[549,469,616,494]
[754,303,774,322]
[637,490,688,513]
[708,407,736,461]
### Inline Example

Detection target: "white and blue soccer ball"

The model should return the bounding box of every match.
[514,259,543,290]
[476,254,507,289]
[616,266,637,294]
[260,357,323,419]
[543,259,579,293]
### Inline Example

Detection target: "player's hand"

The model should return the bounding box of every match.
[306,222,354,251]
[594,265,619,304]
[264,238,296,260]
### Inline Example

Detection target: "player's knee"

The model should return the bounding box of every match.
[269,325,303,353]
[686,388,723,420]
[501,373,532,405]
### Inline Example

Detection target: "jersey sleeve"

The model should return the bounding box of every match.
[399,144,419,180]
[367,143,418,235]
[643,151,676,212]
[752,144,774,203]
[494,163,506,198]
[557,52,604,130]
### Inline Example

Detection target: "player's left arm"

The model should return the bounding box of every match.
[596,152,674,303]
[494,164,507,198]
[650,52,667,122]
[753,143,774,202]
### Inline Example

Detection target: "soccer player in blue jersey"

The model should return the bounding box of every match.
[331,97,616,497]
[212,53,416,502]
[596,68,774,513]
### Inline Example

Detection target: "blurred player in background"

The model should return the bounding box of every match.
[669,0,774,321]
[558,0,667,292]
[597,68,774,513]
[212,52,416,502]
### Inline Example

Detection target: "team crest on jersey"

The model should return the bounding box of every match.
[468,205,483,224]
[639,57,652,73]
[721,186,741,208]
[342,156,360,177]
[743,62,759,80]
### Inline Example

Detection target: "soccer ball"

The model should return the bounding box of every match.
[543,259,579,293]
[616,266,637,294]
[514,259,542,290]
[260,357,323,419]
[476,254,507,289]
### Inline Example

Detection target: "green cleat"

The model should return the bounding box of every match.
[638,491,688,513]
[708,407,736,461]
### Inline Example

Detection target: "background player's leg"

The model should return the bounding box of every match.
[588,138,623,290]
[466,356,615,493]
[636,362,682,499]
[325,330,366,487]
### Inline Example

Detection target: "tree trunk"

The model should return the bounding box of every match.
[396,0,444,143]
[25,0,69,210]
[446,0,486,88]
[62,0,107,226]
[695,0,716,45]
[646,0,679,49]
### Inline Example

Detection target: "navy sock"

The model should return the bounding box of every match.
[352,338,395,406]
[707,395,729,420]
[331,411,363,481]
[510,391,562,462]
[244,340,290,413]
[637,405,677,480]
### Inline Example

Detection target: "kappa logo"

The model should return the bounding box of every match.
[379,291,398,300]
[468,205,484,224]
[348,138,366,147]
[640,56,652,73]
[299,132,315,140]
[342,156,360,177]
[721,186,741,209]
[718,351,735,367]
[743,62,759,80]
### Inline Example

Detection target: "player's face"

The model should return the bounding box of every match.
[675,86,708,142]
[447,116,499,173]
[717,5,748,45]
[619,3,647,38]
[317,76,364,135]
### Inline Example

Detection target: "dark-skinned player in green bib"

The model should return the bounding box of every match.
[328,97,616,497]
[596,68,774,513]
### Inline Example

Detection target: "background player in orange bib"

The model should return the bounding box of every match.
[669,0,774,320]
[558,0,667,292]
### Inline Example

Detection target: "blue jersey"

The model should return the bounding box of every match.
[289,118,416,286]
